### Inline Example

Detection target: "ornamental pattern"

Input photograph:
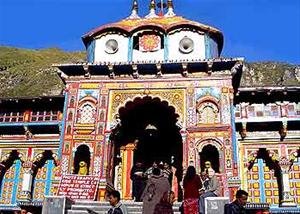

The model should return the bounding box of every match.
[108,89,185,127]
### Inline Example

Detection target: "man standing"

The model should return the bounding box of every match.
[130,161,146,201]
[107,190,128,214]
[225,190,248,214]
[199,168,220,214]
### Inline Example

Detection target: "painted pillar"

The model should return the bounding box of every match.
[20,161,36,201]
[279,157,297,207]
[120,143,135,200]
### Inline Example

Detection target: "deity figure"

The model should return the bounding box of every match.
[78,161,88,175]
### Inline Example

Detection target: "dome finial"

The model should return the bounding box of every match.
[165,0,176,17]
[128,0,140,19]
[146,0,158,18]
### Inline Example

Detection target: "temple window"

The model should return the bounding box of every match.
[247,106,255,117]
[255,104,264,117]
[271,105,279,116]
[197,102,220,124]
[77,103,96,124]
[287,103,296,116]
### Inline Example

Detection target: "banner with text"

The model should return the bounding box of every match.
[57,175,99,200]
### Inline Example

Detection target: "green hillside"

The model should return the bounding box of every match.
[0,46,85,98]
[0,46,299,98]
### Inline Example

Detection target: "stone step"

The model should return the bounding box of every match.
[73,201,181,207]
[68,210,181,214]
[68,201,182,214]
[71,205,181,211]
[68,201,181,214]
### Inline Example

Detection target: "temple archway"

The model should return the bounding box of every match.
[110,96,183,199]
[73,144,91,175]
[246,148,282,204]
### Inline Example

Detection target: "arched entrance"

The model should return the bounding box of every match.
[110,96,183,199]
[199,144,220,173]
[73,144,91,175]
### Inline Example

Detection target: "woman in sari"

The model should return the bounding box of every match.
[182,166,202,214]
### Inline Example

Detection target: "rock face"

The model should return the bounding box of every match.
[0,46,299,98]
[241,62,300,87]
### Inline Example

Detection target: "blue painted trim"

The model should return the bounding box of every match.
[164,35,169,61]
[258,159,266,203]
[0,122,61,127]
[45,160,54,196]
[204,34,210,59]
[128,36,133,61]
[231,105,238,163]
[87,40,95,63]
[58,94,68,159]
[11,160,21,204]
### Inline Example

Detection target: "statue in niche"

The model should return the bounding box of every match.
[78,161,88,175]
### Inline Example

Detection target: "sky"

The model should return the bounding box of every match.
[0,0,300,64]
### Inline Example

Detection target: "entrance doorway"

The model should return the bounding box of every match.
[199,144,220,173]
[110,96,183,199]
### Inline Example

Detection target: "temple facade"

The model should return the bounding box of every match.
[0,0,299,212]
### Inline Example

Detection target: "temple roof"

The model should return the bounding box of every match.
[82,16,224,50]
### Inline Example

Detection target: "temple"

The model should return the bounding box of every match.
[0,0,299,213]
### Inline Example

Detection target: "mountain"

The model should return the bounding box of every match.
[0,46,85,98]
[0,46,299,98]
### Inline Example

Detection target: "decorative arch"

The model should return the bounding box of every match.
[196,138,223,173]
[108,90,185,130]
[196,96,220,124]
[31,150,58,201]
[245,148,282,204]
[196,138,223,152]
[0,150,22,205]
[288,148,300,205]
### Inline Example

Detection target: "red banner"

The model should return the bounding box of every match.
[57,175,99,200]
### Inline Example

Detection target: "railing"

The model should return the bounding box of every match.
[0,112,24,123]
[0,111,61,123]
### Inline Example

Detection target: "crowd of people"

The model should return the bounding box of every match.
[104,160,249,214]
[86,160,250,214]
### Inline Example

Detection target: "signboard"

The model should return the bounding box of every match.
[57,175,99,200]
[205,197,230,214]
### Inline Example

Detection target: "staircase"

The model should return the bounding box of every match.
[67,201,182,214]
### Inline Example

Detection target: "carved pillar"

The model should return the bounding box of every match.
[279,157,297,207]
[120,143,136,200]
[20,161,36,201]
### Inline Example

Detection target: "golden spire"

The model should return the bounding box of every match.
[165,0,175,17]
[146,0,158,18]
[128,0,140,19]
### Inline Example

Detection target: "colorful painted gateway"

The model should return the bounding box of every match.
[0,0,299,212]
